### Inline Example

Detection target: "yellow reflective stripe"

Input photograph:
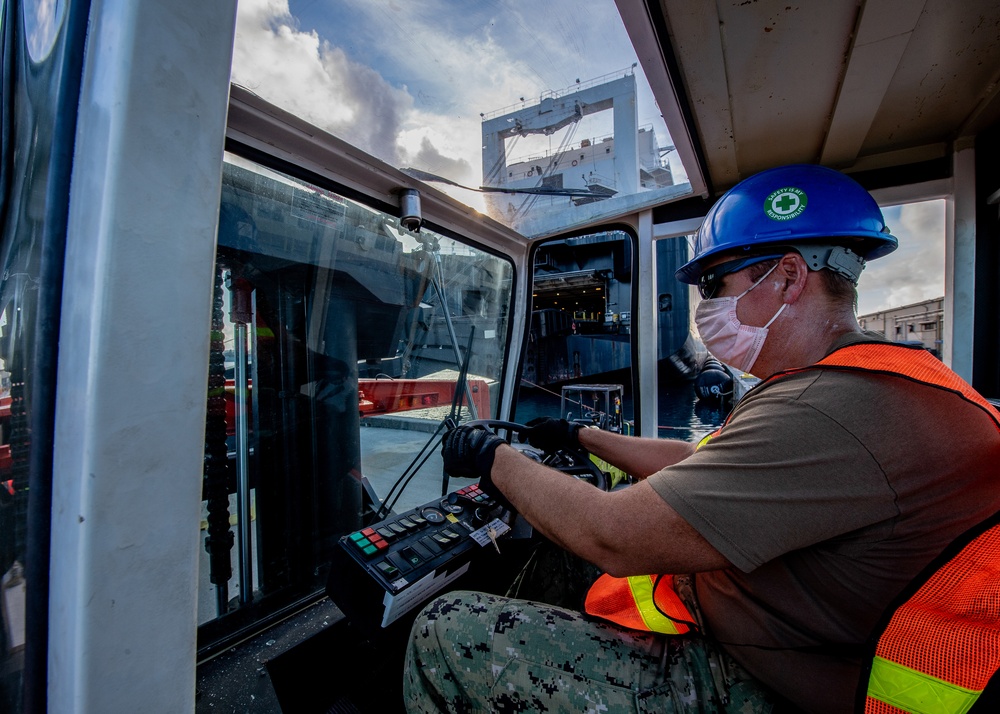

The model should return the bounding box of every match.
[695,432,716,451]
[589,454,628,489]
[868,656,981,714]
[625,576,683,635]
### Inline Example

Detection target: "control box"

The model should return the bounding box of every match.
[326,483,512,633]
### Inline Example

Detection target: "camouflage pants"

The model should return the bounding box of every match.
[403,588,776,713]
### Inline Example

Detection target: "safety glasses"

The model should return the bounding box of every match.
[698,254,783,300]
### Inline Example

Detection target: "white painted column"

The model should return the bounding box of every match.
[944,145,976,379]
[47,0,237,712]
[636,210,658,435]
[613,80,640,196]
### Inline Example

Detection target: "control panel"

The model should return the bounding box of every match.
[326,483,513,633]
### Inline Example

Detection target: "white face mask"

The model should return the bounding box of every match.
[694,263,787,374]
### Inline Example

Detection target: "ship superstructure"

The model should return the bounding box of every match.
[481,72,694,387]
[481,70,675,232]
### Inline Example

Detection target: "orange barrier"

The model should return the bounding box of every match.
[358,378,490,418]
[223,377,492,429]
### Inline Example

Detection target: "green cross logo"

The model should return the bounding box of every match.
[764,187,807,221]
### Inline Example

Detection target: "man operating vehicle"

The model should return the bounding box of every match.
[403,164,1000,714]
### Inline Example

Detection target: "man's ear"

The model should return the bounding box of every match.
[776,252,808,304]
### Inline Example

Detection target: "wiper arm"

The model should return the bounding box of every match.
[399,168,616,199]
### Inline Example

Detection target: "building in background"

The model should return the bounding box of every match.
[858,297,944,357]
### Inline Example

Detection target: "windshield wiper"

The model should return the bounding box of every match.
[399,167,617,199]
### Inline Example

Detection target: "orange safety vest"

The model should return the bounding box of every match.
[585,342,1000,688]
[585,573,695,635]
[859,512,1000,714]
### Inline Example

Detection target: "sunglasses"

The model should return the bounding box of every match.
[698,254,783,300]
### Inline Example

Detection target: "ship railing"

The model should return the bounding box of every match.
[481,66,636,121]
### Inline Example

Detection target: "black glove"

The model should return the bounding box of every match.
[521,417,584,453]
[441,426,511,509]
[442,425,506,478]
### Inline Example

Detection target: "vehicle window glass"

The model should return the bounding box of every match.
[528,231,725,447]
[648,235,728,443]
[0,0,74,706]
[514,230,636,478]
[0,2,21,700]
[23,0,63,61]
[197,153,514,648]
[230,0,694,238]
[857,198,946,358]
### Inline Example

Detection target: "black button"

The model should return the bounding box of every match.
[386,552,413,574]
[400,546,423,567]
[419,535,442,554]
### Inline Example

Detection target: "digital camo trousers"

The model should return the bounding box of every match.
[403,589,776,714]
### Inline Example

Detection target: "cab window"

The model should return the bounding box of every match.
[197,152,515,653]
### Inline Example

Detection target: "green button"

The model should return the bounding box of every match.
[362,544,378,556]
[349,532,365,542]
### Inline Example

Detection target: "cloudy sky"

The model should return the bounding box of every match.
[856,200,945,316]
[230,0,944,316]
[231,0,673,190]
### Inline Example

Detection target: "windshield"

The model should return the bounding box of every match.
[198,152,514,650]
[230,0,693,237]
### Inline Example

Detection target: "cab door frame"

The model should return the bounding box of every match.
[47,1,238,711]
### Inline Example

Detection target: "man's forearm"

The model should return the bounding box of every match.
[577,428,695,479]
[488,444,729,575]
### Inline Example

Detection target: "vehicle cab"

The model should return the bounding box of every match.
[0,0,998,712]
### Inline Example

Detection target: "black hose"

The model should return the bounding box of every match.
[204,267,234,613]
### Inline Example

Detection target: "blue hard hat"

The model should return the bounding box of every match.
[676,164,897,284]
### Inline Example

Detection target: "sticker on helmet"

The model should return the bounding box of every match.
[764,188,807,221]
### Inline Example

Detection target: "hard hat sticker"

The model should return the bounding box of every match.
[764,187,807,221]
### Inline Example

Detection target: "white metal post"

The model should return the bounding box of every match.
[47,0,238,711]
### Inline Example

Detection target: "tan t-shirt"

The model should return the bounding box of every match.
[647,334,1000,713]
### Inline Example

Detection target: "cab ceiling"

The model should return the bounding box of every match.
[621,0,1000,197]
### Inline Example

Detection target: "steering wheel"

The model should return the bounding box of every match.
[459,419,609,492]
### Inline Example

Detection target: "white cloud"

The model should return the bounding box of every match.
[326,0,566,176]
[329,0,582,113]
[856,200,945,315]
[231,0,552,191]
[231,0,665,198]
[233,0,415,167]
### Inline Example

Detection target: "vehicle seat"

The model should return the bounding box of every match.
[856,512,1000,714]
